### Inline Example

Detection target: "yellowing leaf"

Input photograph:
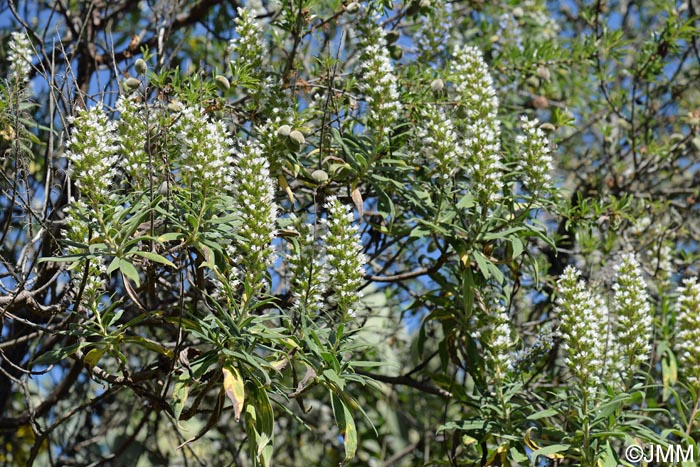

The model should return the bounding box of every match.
[351,187,364,218]
[278,175,294,203]
[84,347,106,369]
[223,366,245,422]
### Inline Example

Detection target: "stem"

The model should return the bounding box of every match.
[685,394,700,438]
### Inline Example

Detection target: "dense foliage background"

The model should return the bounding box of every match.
[1,0,700,466]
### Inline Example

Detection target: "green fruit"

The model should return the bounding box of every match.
[123,77,141,91]
[289,130,305,145]
[277,125,292,137]
[430,78,444,93]
[135,58,148,75]
[215,75,230,91]
[311,169,329,183]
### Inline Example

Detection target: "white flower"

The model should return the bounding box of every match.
[415,2,451,61]
[515,116,553,193]
[358,25,402,138]
[116,96,149,188]
[675,278,700,389]
[607,254,653,386]
[450,45,503,201]
[288,218,325,317]
[320,197,367,319]
[483,303,516,381]
[230,141,278,288]
[8,31,33,83]
[555,266,609,398]
[171,106,236,191]
[414,106,461,180]
[229,8,265,76]
[66,105,120,200]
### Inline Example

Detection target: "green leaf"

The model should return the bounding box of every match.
[84,347,106,369]
[131,250,176,268]
[457,192,475,209]
[472,251,491,280]
[530,444,569,460]
[322,368,345,391]
[526,408,559,421]
[106,256,121,275]
[172,374,190,425]
[597,441,618,467]
[332,393,357,464]
[119,259,141,287]
[157,232,184,243]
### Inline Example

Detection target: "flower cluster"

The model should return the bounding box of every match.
[674,278,700,389]
[116,96,149,189]
[229,8,265,78]
[515,116,553,194]
[319,197,367,319]
[450,45,503,202]
[358,24,402,138]
[555,266,608,398]
[171,106,235,192]
[493,13,524,55]
[66,106,120,200]
[230,141,278,288]
[521,0,560,41]
[288,219,325,317]
[8,31,33,83]
[414,106,461,180]
[482,303,516,381]
[415,2,451,62]
[511,322,555,373]
[608,254,653,386]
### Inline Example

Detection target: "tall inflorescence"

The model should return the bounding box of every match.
[66,106,120,202]
[415,1,451,63]
[171,105,235,192]
[229,7,267,95]
[357,23,402,139]
[414,106,461,181]
[483,303,516,382]
[450,45,503,202]
[608,254,653,386]
[555,266,608,399]
[320,197,367,320]
[288,218,325,317]
[8,31,33,84]
[674,278,700,390]
[64,106,120,302]
[230,141,278,290]
[116,96,149,190]
[515,116,553,195]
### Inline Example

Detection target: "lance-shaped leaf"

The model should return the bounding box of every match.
[222,365,245,422]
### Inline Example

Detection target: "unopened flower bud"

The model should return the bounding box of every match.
[135,58,148,75]
[215,75,230,91]
[419,0,431,7]
[346,2,360,13]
